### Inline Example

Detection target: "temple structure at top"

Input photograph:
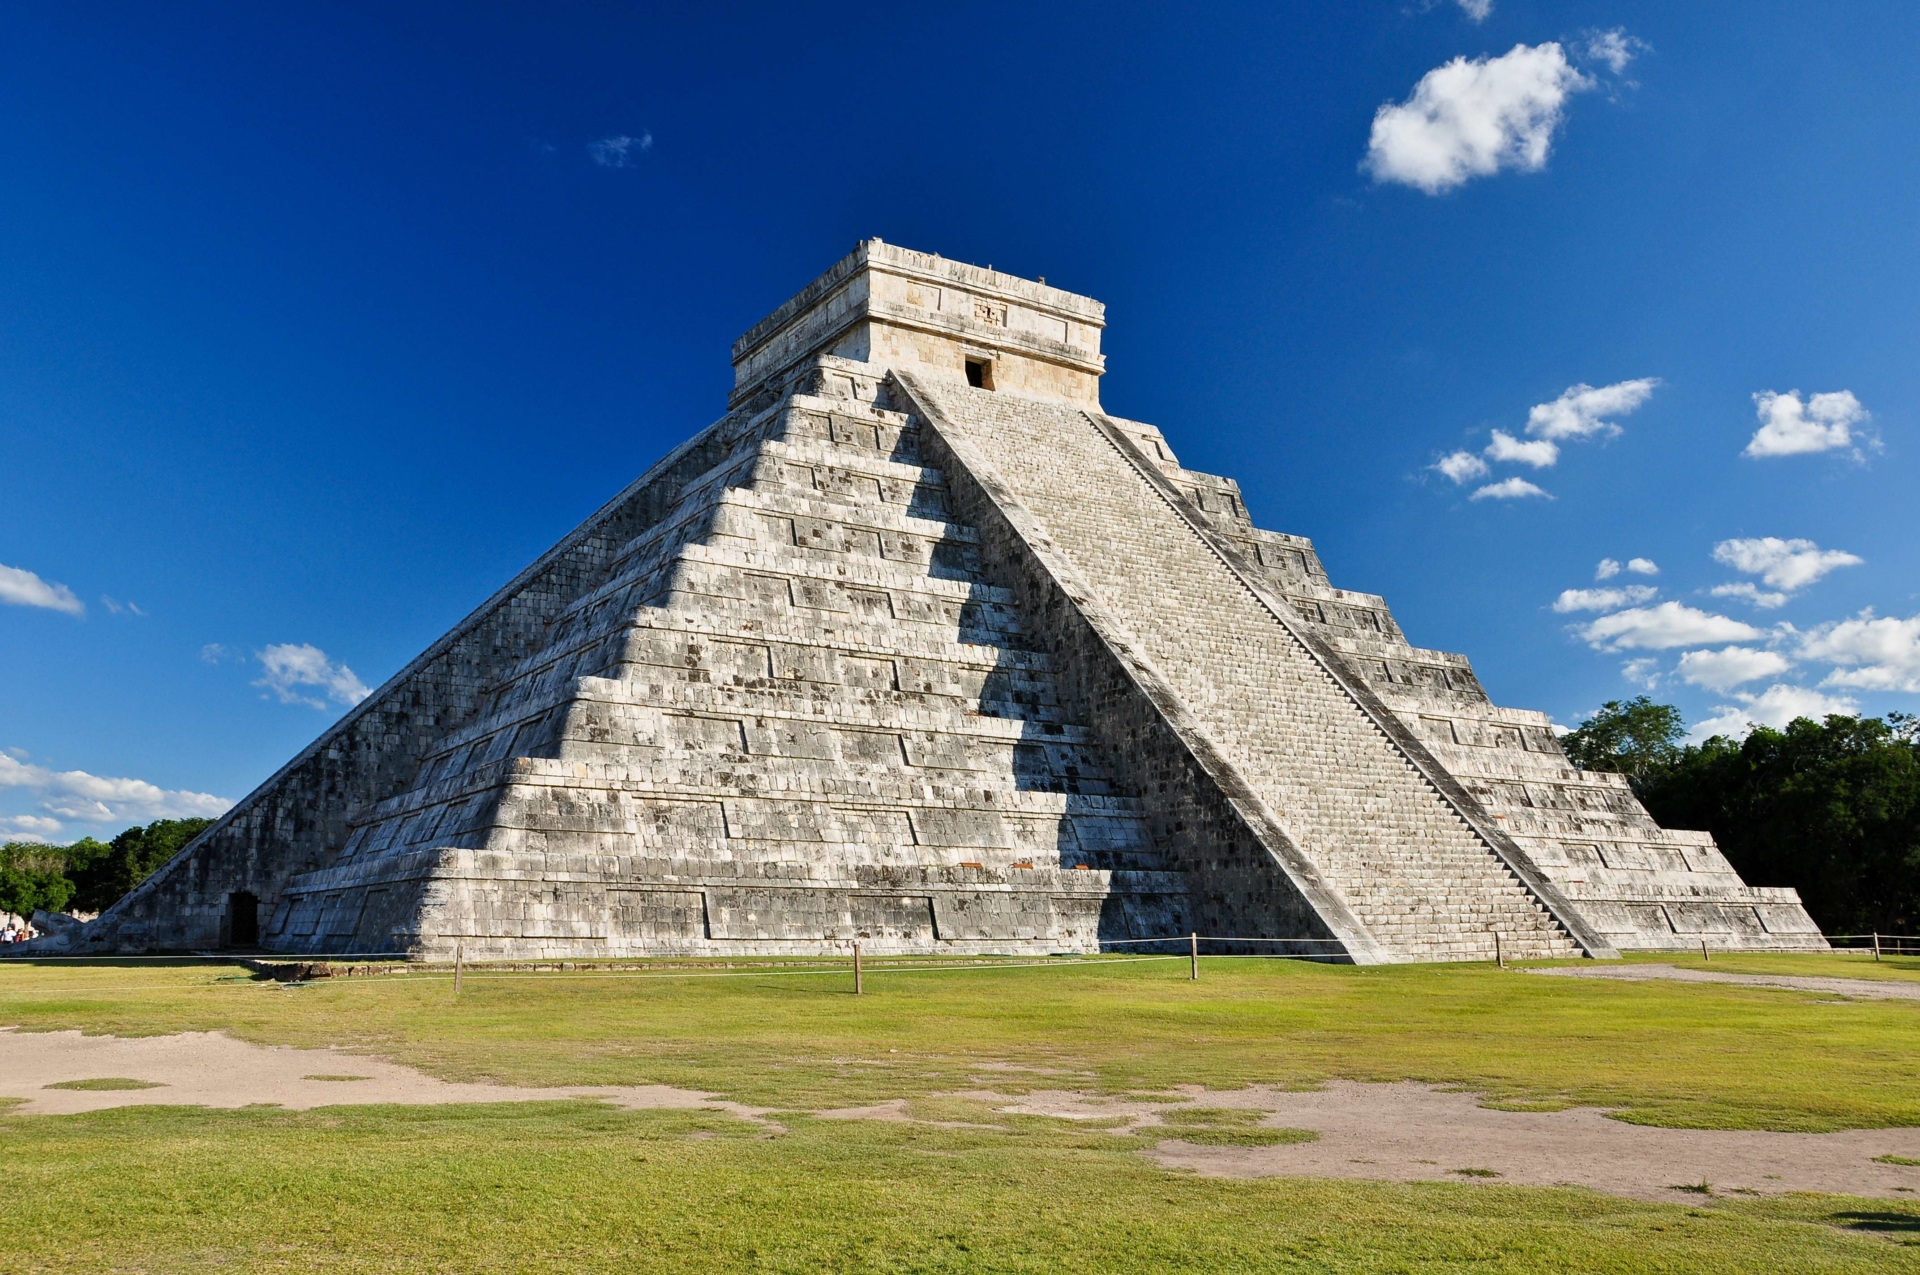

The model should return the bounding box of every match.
[44,241,1824,961]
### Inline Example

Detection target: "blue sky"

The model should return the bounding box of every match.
[3,1,1915,842]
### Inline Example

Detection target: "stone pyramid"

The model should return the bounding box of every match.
[66,242,1823,962]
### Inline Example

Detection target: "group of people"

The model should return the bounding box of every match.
[0,920,33,944]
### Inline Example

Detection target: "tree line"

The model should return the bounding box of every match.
[0,819,213,923]
[1561,700,1920,936]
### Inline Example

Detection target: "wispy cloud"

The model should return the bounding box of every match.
[1709,581,1789,610]
[1470,476,1551,501]
[1675,645,1792,693]
[1433,450,1490,484]
[100,596,146,617]
[1526,378,1659,441]
[1364,43,1591,194]
[1711,537,1862,602]
[1581,28,1648,75]
[254,644,373,709]
[1744,390,1872,458]
[1577,601,1763,651]
[1552,585,1657,614]
[588,133,653,168]
[1690,683,1858,742]
[0,563,84,616]
[1455,0,1492,21]
[1801,610,1920,693]
[1484,429,1559,468]
[0,752,231,833]
[0,813,65,838]
[1621,657,1662,690]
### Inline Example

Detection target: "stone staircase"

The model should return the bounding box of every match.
[1082,409,1822,953]
[911,381,1582,962]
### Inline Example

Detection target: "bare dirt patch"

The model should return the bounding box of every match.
[9,1029,1920,1202]
[1524,963,1920,1001]
[0,1028,773,1125]
[1129,1081,1920,1202]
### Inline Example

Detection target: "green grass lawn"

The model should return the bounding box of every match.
[3,953,1918,1272]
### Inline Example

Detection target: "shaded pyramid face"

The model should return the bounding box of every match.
[67,241,1823,962]
[267,364,1190,956]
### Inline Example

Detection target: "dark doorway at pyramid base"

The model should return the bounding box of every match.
[225,892,259,949]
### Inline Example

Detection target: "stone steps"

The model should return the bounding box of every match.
[920,384,1580,962]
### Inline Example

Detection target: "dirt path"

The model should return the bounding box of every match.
[0,1028,773,1124]
[7,1029,1919,1201]
[1111,1082,1920,1203]
[1524,963,1920,1001]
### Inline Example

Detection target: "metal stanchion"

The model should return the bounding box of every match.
[454,942,465,994]
[854,942,863,995]
[1190,932,1198,981]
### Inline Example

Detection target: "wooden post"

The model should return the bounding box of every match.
[1701,938,1709,962]
[454,942,464,995]
[1190,932,1199,981]
[1873,932,1882,962]
[853,942,863,995]
[1494,932,1504,969]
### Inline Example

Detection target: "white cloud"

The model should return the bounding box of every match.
[588,133,653,168]
[1711,537,1862,594]
[1470,476,1551,501]
[1800,610,1920,693]
[100,596,146,617]
[1456,0,1493,21]
[1626,557,1658,576]
[1744,390,1870,458]
[1552,585,1657,614]
[1621,658,1661,690]
[1690,683,1859,742]
[1364,43,1590,194]
[0,753,231,827]
[1676,646,1792,692]
[1484,429,1559,468]
[254,644,373,709]
[1434,450,1490,483]
[1710,582,1790,610]
[1582,28,1647,75]
[0,814,65,839]
[1595,558,1621,580]
[1578,601,1763,651]
[0,563,84,616]
[1526,378,1659,441]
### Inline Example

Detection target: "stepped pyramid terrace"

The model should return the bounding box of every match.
[49,242,1825,962]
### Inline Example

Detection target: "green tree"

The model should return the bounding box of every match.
[1636,713,1920,935]
[68,818,212,914]
[0,842,78,919]
[1560,696,1685,781]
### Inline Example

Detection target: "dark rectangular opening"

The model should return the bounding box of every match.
[227,891,259,948]
[964,358,992,389]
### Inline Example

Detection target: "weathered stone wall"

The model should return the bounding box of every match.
[71,409,761,953]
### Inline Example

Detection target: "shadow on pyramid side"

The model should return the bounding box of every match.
[44,242,1825,963]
